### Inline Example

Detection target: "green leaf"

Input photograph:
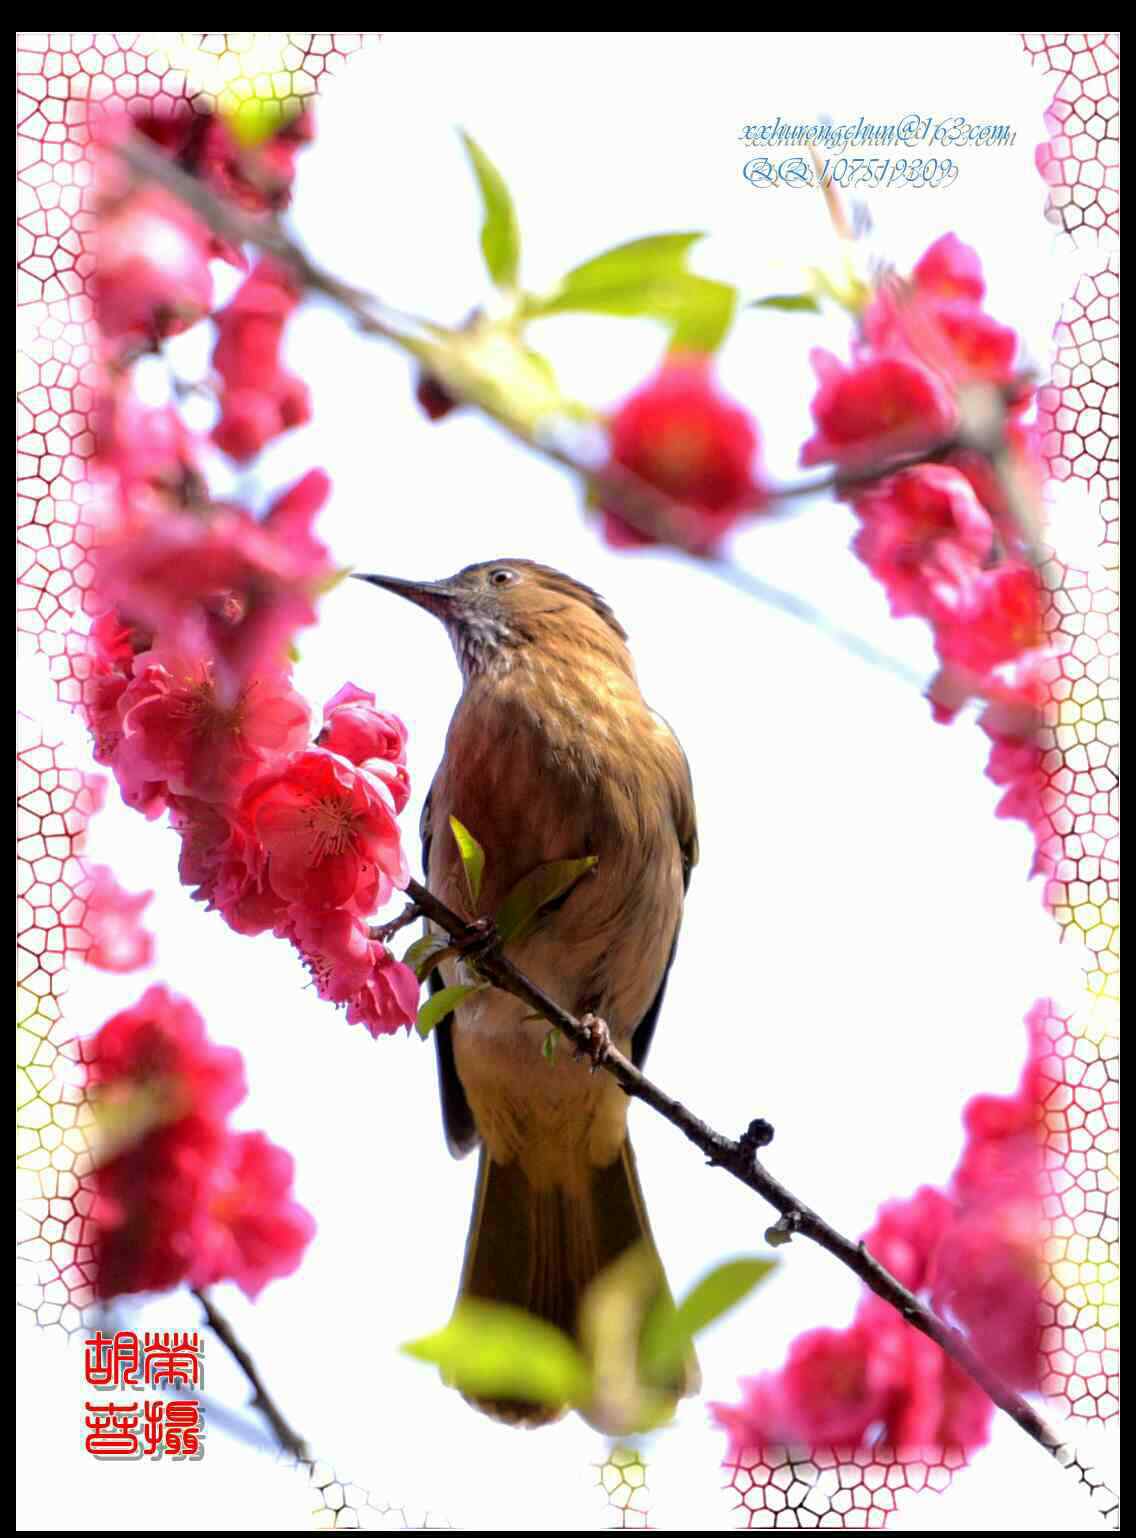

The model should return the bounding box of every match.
[226,97,287,148]
[541,1027,561,1064]
[806,262,871,316]
[555,233,707,297]
[416,326,571,435]
[448,816,485,907]
[402,933,457,983]
[403,1300,592,1406]
[460,130,521,289]
[750,292,822,314]
[317,564,355,596]
[666,279,737,354]
[416,983,483,1040]
[579,1242,677,1436]
[495,856,598,945]
[641,1256,776,1384]
[525,233,737,354]
[91,1082,177,1163]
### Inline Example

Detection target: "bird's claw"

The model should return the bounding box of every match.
[575,1012,612,1072]
[462,916,500,959]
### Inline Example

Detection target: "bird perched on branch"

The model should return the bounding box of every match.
[358,559,698,1425]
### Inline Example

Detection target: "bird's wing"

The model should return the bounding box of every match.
[631,730,698,1072]
[630,832,695,1071]
[421,783,479,1159]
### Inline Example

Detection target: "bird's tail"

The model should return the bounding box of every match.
[457,1139,697,1427]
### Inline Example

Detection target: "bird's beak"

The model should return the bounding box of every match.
[352,572,458,620]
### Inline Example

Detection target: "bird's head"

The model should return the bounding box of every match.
[355,559,630,681]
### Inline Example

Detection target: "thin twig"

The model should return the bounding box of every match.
[386,878,1117,1522]
[370,900,422,944]
[702,558,927,685]
[192,1287,310,1464]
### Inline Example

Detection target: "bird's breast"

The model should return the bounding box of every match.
[433,663,671,901]
[427,662,688,1181]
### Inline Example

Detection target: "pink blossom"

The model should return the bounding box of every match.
[859,235,1019,392]
[712,1373,795,1461]
[133,105,313,230]
[318,683,410,813]
[80,865,155,973]
[911,234,986,304]
[852,465,995,619]
[860,1297,994,1455]
[115,650,310,804]
[93,474,333,691]
[171,796,289,937]
[210,261,310,463]
[189,1131,316,1300]
[800,351,957,469]
[288,908,376,1000]
[860,1185,955,1294]
[969,655,1052,876]
[712,1321,907,1454]
[931,562,1045,675]
[93,1116,223,1299]
[83,612,142,769]
[601,356,765,551]
[194,111,313,217]
[211,388,285,464]
[929,1004,1047,1391]
[930,303,1019,387]
[715,1009,1047,1467]
[239,747,409,913]
[777,1323,907,1445]
[88,984,246,1128]
[860,288,1019,391]
[88,986,312,1301]
[287,910,419,1036]
[261,468,331,568]
[344,948,421,1038]
[984,729,1047,862]
[93,186,213,345]
[952,1004,1047,1209]
[931,1202,1042,1391]
[94,387,203,513]
[277,373,312,429]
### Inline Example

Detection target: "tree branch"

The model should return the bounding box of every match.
[192,1287,310,1464]
[387,878,1117,1522]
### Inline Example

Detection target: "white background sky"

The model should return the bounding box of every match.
[18,30,1119,1531]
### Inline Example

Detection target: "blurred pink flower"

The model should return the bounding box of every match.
[801,351,957,469]
[80,865,155,973]
[190,1130,316,1300]
[93,186,213,345]
[852,464,995,620]
[601,355,765,551]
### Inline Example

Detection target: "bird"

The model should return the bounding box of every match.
[357,559,698,1425]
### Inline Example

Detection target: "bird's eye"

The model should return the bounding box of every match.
[489,568,517,587]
